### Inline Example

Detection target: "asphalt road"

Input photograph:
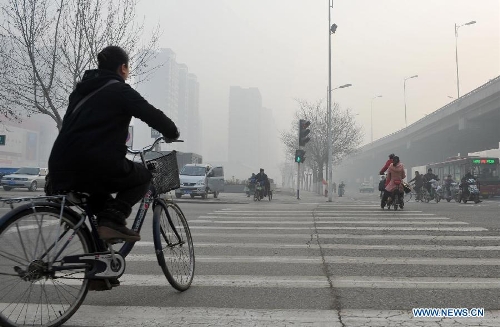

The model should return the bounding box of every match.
[1,189,499,326]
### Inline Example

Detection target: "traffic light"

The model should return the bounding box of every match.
[298,119,311,147]
[295,149,306,163]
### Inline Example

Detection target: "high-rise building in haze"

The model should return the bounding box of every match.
[133,48,201,154]
[228,86,262,171]
[227,86,281,180]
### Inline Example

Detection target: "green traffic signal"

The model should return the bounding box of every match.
[295,149,306,163]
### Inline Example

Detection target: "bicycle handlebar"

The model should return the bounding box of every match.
[127,136,183,155]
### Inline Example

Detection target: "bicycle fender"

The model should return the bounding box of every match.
[0,201,94,252]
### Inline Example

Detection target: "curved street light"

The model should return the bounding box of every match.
[371,95,382,142]
[404,75,418,127]
[455,20,476,98]
[327,83,352,202]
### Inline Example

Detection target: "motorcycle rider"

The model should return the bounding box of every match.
[460,170,477,199]
[409,171,423,200]
[379,154,395,187]
[246,173,257,197]
[338,181,346,196]
[423,168,439,198]
[444,174,454,198]
[381,155,406,208]
[255,168,269,198]
[378,175,386,199]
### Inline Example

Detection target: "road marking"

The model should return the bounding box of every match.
[190,220,466,225]
[134,241,500,251]
[188,226,487,231]
[125,254,500,265]
[211,210,424,214]
[4,305,498,327]
[201,215,444,219]
[67,306,341,326]
[33,274,500,289]
[188,232,500,241]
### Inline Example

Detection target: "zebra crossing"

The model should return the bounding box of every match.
[69,202,500,326]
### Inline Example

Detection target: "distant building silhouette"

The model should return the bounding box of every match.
[134,48,201,154]
[227,86,280,179]
[228,86,262,171]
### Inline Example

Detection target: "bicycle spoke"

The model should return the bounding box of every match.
[0,205,91,327]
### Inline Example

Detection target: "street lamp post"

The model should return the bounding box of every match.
[327,83,351,202]
[455,20,476,99]
[403,75,418,127]
[370,95,382,142]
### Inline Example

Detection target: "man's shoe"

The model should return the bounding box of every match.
[88,279,112,291]
[98,220,140,242]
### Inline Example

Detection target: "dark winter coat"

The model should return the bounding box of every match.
[48,69,178,191]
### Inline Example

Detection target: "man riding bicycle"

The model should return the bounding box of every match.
[48,46,179,243]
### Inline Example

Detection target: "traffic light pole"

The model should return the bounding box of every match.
[297,161,300,200]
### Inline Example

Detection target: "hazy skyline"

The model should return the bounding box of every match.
[136,1,498,164]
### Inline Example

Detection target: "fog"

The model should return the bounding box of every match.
[2,0,498,183]
[131,0,499,181]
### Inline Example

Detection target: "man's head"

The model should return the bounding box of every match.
[415,171,420,176]
[389,153,395,159]
[260,168,264,173]
[427,168,432,173]
[447,174,452,178]
[252,173,255,176]
[392,156,400,165]
[97,46,130,80]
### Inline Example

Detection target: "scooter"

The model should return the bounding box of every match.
[381,180,404,210]
[442,182,458,202]
[338,185,345,197]
[456,179,481,204]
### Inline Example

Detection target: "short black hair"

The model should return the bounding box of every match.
[97,46,129,72]
[389,154,395,159]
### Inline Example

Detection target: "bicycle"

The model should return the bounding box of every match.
[0,137,195,327]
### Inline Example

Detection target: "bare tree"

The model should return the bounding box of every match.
[0,0,161,130]
[281,99,363,193]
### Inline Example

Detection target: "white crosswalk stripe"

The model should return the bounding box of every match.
[39,203,500,325]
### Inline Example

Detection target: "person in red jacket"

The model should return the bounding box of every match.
[379,154,395,187]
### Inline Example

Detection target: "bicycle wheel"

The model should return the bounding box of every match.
[153,201,195,291]
[0,203,92,327]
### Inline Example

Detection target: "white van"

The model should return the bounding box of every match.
[175,164,224,199]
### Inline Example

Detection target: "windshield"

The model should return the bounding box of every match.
[473,164,499,181]
[180,166,206,176]
[14,168,40,175]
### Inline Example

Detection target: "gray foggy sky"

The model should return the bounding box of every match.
[135,0,500,162]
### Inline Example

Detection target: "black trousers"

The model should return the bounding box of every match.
[52,160,151,213]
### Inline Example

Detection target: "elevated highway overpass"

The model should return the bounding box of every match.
[335,75,500,184]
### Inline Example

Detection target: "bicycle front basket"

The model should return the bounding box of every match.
[146,151,180,194]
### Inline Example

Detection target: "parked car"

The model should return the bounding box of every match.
[1,167,48,191]
[359,182,374,193]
